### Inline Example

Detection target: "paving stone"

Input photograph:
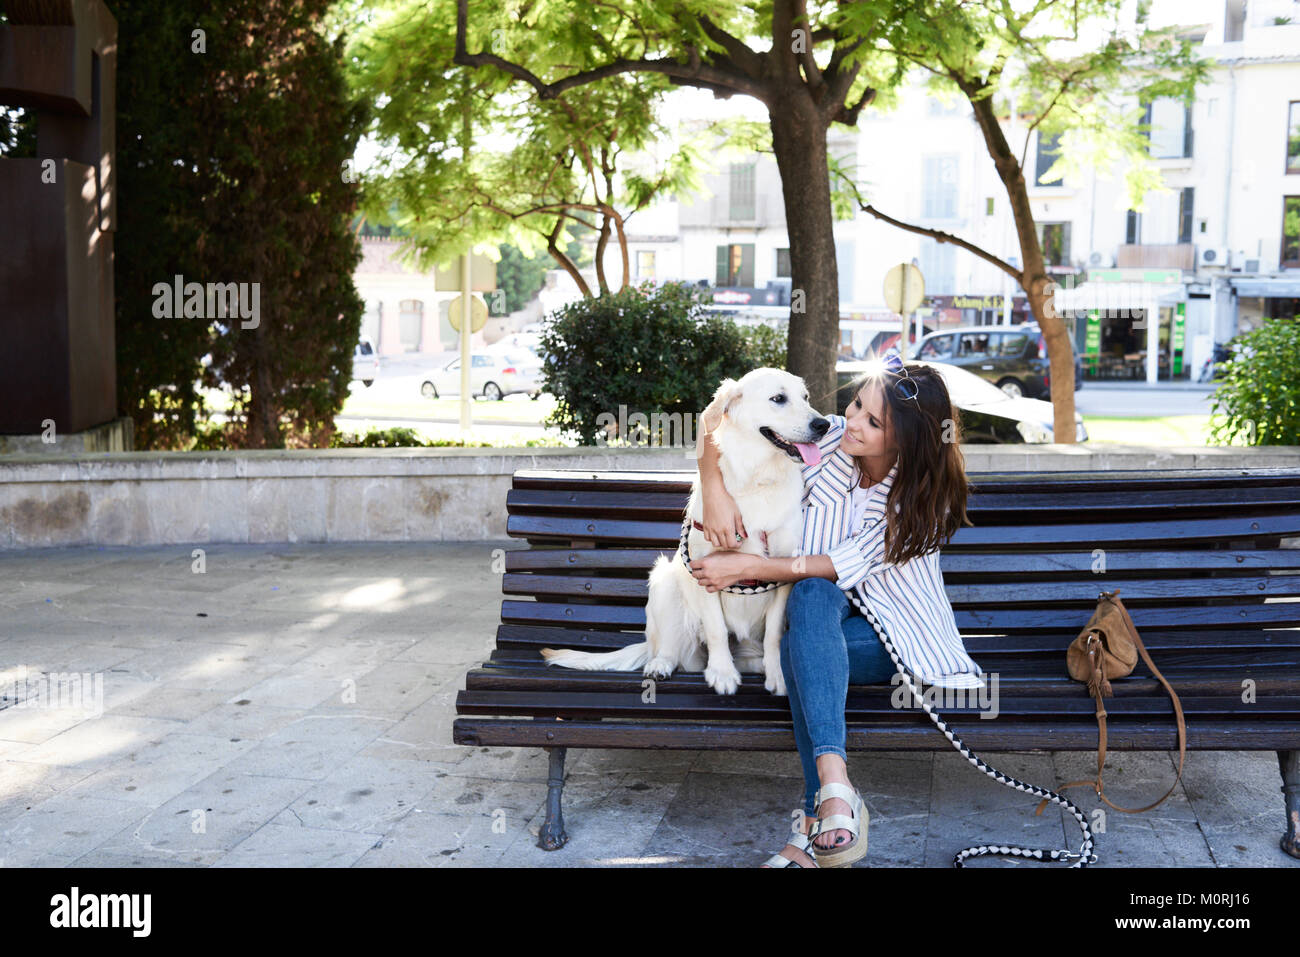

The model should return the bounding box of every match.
[85,768,314,866]
[213,822,384,867]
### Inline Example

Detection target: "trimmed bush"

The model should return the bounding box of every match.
[539,282,754,445]
[1207,317,1300,446]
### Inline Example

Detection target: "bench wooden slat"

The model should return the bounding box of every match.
[500,597,1300,632]
[509,466,1300,494]
[455,688,1300,722]
[465,663,1300,696]
[493,621,1300,653]
[507,512,1300,547]
[453,716,1300,750]
[482,646,1300,677]
[506,486,1300,523]
[502,570,1300,603]
[503,546,1300,575]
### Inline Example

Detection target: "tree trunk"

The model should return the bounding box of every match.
[594,210,611,296]
[247,330,282,449]
[770,91,840,411]
[966,86,1078,443]
[545,215,593,298]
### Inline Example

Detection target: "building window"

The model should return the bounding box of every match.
[716,244,754,287]
[922,154,959,218]
[836,239,856,304]
[917,238,956,294]
[1283,197,1300,267]
[1143,97,1193,159]
[1034,131,1063,186]
[636,251,656,280]
[399,299,423,353]
[1037,222,1072,267]
[1126,209,1141,245]
[729,162,756,220]
[775,248,791,278]
[1177,188,1195,244]
[1288,101,1300,174]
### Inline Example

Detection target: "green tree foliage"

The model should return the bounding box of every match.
[741,322,789,370]
[539,281,753,445]
[494,244,549,314]
[833,0,1210,444]
[113,0,214,449]
[112,0,367,449]
[346,1,754,298]
[1208,319,1300,446]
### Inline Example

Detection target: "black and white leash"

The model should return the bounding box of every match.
[677,511,780,596]
[680,510,1094,865]
[844,588,1098,868]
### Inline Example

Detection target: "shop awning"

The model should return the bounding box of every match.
[1048,280,1183,312]
[1231,278,1300,298]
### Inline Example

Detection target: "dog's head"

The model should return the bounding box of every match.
[704,368,829,468]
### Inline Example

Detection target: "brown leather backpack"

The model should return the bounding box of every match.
[1036,588,1187,815]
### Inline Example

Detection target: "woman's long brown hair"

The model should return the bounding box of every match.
[847,361,973,566]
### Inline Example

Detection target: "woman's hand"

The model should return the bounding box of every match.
[701,484,747,550]
[689,550,756,593]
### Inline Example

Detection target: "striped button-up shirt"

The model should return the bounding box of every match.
[796,414,986,690]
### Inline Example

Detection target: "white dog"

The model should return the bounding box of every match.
[540,368,829,695]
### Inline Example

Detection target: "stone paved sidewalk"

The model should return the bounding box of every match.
[0,542,1294,867]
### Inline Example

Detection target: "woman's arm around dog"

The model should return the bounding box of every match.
[696,417,748,548]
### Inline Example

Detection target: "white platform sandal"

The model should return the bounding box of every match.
[807,782,868,868]
[760,816,819,868]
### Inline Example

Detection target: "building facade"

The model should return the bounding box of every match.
[582,0,1300,382]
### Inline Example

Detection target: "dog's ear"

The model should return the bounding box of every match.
[701,377,742,432]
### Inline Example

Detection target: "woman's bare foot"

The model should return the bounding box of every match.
[813,754,854,850]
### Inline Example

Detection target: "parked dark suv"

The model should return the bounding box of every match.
[913,323,1082,399]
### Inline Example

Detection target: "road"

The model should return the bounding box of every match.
[341,354,1223,443]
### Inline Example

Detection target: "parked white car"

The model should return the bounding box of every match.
[420,352,543,401]
[351,337,379,387]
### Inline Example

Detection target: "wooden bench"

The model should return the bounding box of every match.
[452,466,1300,860]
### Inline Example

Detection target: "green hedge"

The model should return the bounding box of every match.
[1207,318,1300,446]
[539,281,760,446]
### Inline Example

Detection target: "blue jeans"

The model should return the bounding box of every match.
[780,577,898,815]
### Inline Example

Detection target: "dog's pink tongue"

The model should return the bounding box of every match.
[794,442,821,467]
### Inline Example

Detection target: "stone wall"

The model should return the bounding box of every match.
[1,444,1299,549]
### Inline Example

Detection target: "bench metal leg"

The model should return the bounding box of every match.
[1280,750,1300,860]
[539,746,569,851]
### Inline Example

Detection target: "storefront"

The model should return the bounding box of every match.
[922,294,1032,328]
[1051,270,1201,383]
[1230,278,1300,332]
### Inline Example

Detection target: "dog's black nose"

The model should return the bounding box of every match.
[810,417,830,438]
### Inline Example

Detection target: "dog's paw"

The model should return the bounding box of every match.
[644,657,675,680]
[763,655,786,696]
[704,662,742,696]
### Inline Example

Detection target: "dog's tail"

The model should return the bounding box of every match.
[539,641,650,671]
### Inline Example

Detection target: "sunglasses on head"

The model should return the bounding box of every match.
[880,350,920,402]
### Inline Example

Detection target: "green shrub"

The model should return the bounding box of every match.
[539,281,755,445]
[740,322,788,369]
[1207,318,1300,445]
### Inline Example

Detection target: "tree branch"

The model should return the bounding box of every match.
[697,12,766,81]
[544,214,592,298]
[859,202,1023,283]
[454,0,769,104]
[792,0,823,90]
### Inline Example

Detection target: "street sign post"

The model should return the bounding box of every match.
[883,263,925,359]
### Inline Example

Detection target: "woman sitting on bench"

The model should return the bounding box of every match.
[691,352,986,868]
